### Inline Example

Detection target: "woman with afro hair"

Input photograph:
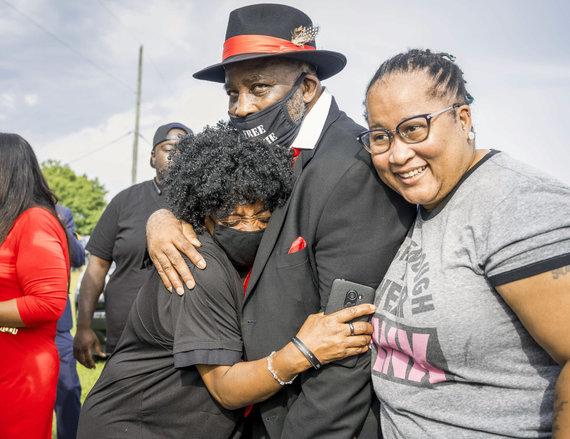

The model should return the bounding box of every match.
[77,122,376,439]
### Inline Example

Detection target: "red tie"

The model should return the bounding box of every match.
[243,270,253,418]
[243,269,252,295]
[292,147,301,166]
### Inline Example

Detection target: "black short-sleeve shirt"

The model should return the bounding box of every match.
[86,179,168,353]
[77,233,245,439]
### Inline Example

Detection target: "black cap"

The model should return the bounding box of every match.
[193,3,346,83]
[153,122,192,148]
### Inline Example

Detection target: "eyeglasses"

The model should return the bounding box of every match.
[357,104,461,155]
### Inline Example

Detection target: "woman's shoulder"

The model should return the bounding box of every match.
[193,234,235,273]
[188,233,243,296]
[14,207,61,231]
[447,151,570,241]
[425,151,570,231]
[486,152,568,189]
[454,151,569,210]
[6,207,67,251]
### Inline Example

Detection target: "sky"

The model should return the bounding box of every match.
[1,0,569,201]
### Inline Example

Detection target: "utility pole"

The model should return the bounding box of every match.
[131,45,143,185]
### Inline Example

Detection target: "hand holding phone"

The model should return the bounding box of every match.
[325,279,376,323]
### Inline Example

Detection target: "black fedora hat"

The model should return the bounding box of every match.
[193,3,347,83]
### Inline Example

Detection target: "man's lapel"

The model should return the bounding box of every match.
[245,150,310,297]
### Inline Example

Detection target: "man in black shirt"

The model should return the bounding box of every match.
[74,122,192,368]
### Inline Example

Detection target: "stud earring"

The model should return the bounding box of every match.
[468,131,475,141]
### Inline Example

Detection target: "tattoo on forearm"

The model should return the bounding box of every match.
[552,395,568,437]
[552,265,570,280]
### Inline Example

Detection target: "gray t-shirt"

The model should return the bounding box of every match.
[371,151,570,438]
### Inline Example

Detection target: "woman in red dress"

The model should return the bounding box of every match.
[0,133,70,439]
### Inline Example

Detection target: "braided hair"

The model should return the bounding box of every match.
[365,49,473,119]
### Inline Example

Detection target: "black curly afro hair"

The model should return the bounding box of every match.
[164,121,294,231]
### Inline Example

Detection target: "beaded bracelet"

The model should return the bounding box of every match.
[267,351,297,386]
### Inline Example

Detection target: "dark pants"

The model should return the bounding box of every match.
[55,330,82,439]
[238,397,382,438]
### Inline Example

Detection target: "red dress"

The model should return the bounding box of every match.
[0,207,70,439]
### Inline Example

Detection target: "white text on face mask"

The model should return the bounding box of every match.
[240,124,278,144]
[241,124,266,138]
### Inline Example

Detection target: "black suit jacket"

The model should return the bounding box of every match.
[241,98,416,438]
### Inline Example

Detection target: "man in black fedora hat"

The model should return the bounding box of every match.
[147,4,415,438]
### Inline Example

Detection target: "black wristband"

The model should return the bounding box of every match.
[291,336,322,370]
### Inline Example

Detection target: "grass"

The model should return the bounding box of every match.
[77,359,106,403]
[52,267,105,439]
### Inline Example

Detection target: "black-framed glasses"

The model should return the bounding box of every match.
[357,104,461,155]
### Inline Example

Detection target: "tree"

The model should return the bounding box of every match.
[42,160,107,236]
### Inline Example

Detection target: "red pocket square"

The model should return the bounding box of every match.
[288,236,306,254]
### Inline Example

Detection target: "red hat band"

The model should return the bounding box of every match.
[223,35,316,61]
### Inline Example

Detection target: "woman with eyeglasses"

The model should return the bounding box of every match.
[77,122,375,439]
[358,49,570,437]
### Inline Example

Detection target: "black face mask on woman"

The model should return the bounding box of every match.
[229,73,308,148]
[212,223,265,269]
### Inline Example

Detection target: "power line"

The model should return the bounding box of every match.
[68,131,133,164]
[1,0,135,94]
[138,133,152,146]
[66,130,153,165]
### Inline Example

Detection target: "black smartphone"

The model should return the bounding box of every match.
[324,279,376,323]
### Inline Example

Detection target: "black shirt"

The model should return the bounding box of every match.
[77,233,245,439]
[86,179,167,353]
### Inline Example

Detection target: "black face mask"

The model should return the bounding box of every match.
[212,223,265,269]
[229,73,308,148]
